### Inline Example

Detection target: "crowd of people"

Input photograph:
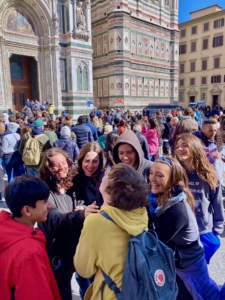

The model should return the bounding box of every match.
[0,102,225,300]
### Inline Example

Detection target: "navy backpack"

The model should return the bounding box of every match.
[100,212,178,300]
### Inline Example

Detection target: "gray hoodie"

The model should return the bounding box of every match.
[2,122,20,154]
[187,170,224,236]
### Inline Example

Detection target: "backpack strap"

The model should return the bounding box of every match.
[100,211,115,223]
[62,139,71,150]
[100,268,121,300]
[100,212,120,300]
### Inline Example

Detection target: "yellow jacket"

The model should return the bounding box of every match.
[74,205,148,300]
[48,105,54,114]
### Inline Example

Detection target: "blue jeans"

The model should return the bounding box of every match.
[26,167,39,177]
[200,232,221,264]
[4,152,25,183]
[75,273,94,300]
[176,256,220,300]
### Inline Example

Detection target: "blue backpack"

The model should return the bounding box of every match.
[100,212,178,300]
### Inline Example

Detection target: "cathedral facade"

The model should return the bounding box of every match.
[92,0,179,109]
[0,0,178,117]
[0,0,93,117]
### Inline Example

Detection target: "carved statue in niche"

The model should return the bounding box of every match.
[165,0,169,6]
[53,13,59,35]
[76,2,86,29]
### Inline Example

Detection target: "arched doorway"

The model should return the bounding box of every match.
[0,1,62,113]
[10,55,39,111]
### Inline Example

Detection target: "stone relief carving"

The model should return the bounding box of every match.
[53,13,59,35]
[117,82,122,89]
[76,2,86,30]
[125,83,129,90]
[165,0,169,6]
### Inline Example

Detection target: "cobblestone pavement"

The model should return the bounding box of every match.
[1,201,225,299]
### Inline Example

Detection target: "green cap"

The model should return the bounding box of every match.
[34,119,44,128]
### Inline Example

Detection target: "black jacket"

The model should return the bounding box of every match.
[72,124,93,149]
[148,201,204,269]
[163,122,173,140]
[133,130,150,160]
[38,192,85,268]
[68,170,104,207]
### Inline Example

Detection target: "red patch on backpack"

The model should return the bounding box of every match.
[154,270,165,287]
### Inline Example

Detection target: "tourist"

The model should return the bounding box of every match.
[25,98,32,109]
[141,117,159,161]
[91,115,103,136]
[42,111,51,123]
[2,119,24,183]
[53,126,79,162]
[169,118,198,156]
[193,119,219,164]
[0,175,61,300]
[25,116,35,129]
[132,123,149,160]
[102,116,113,135]
[74,163,149,300]
[44,120,58,146]
[38,148,99,300]
[104,130,119,169]
[68,142,105,298]
[85,115,98,141]
[33,100,41,111]
[162,116,172,155]
[98,124,113,150]
[48,103,54,120]
[176,109,184,121]
[19,119,51,177]
[55,116,65,138]
[175,134,224,263]
[2,111,9,125]
[117,119,127,135]
[148,156,220,300]
[112,130,152,182]
[69,142,104,207]
[72,115,94,149]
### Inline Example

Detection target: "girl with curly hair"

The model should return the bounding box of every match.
[38,148,99,300]
[148,156,220,300]
[175,133,224,264]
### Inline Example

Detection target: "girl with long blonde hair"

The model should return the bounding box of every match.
[175,133,224,264]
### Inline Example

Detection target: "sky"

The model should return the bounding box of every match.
[179,0,225,23]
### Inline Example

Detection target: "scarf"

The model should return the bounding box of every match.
[148,185,186,218]
[32,127,44,135]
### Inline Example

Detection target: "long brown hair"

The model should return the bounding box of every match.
[175,134,218,189]
[148,117,161,137]
[77,142,104,178]
[154,156,195,213]
[39,148,76,191]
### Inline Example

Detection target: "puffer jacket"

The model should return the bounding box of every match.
[72,124,93,149]
[53,136,80,162]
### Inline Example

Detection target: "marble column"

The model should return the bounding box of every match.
[85,0,91,35]
[73,0,77,30]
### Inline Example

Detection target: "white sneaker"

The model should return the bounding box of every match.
[3,174,7,180]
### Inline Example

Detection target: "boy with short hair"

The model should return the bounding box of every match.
[0,175,61,300]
